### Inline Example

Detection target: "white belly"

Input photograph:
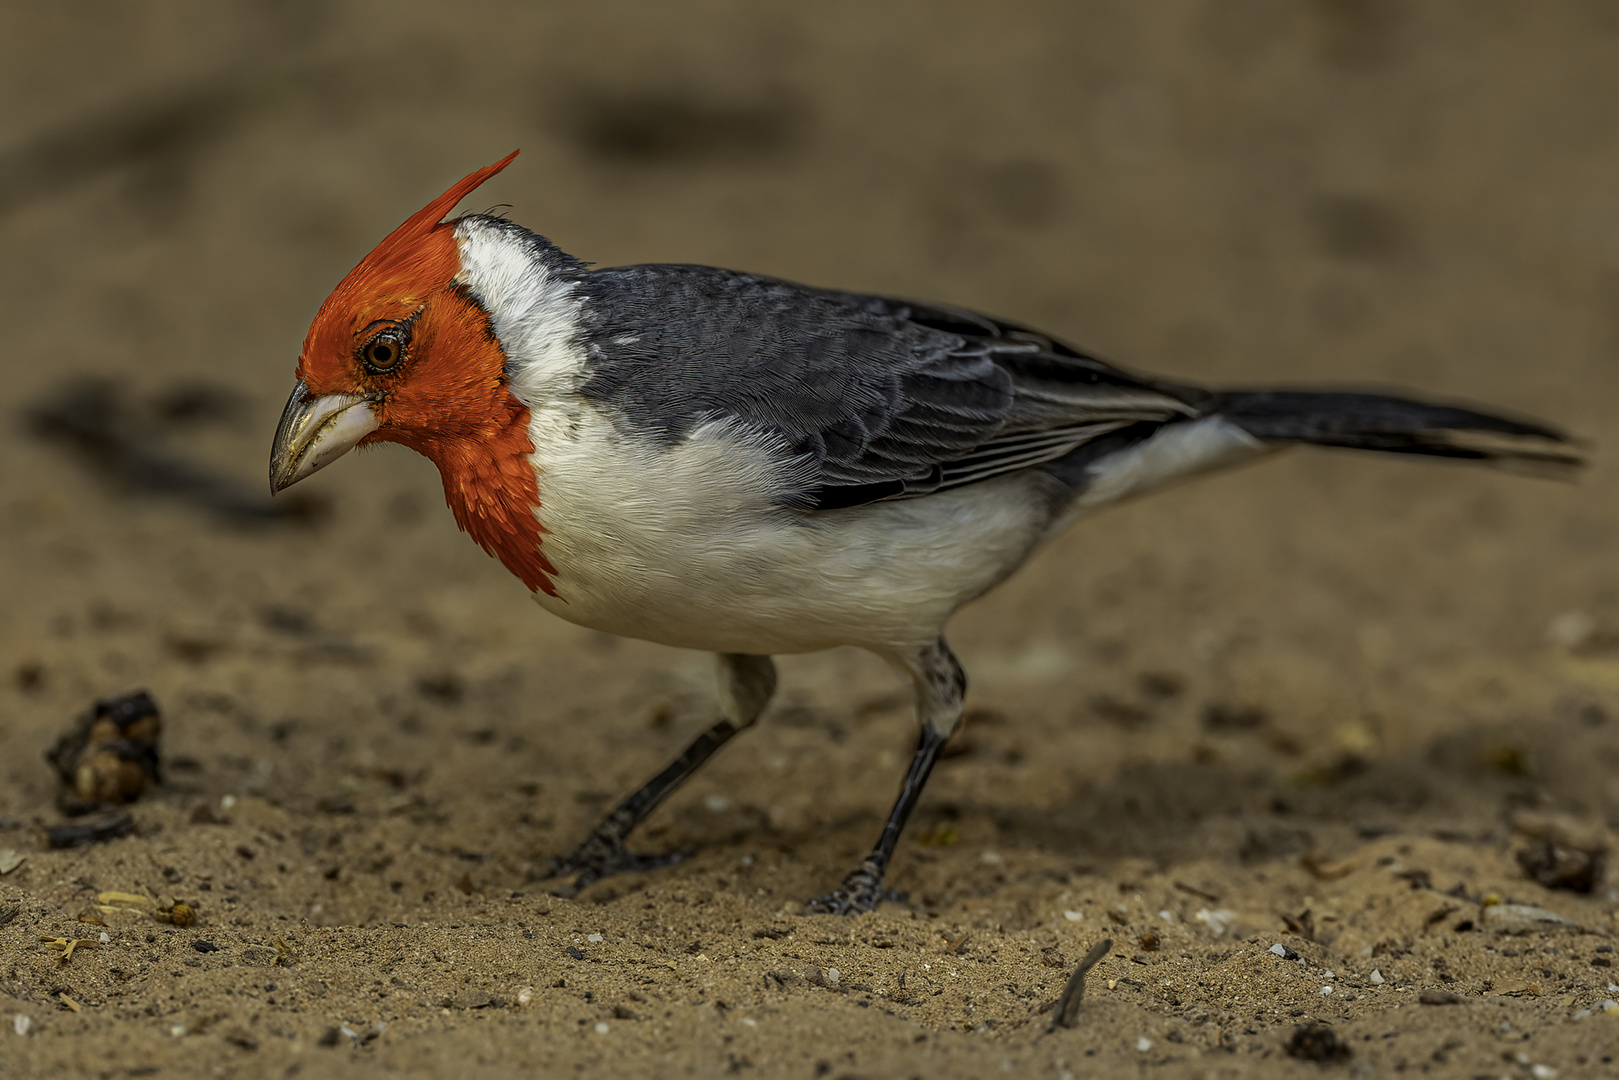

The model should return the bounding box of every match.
[523,403,1059,655]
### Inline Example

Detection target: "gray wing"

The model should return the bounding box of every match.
[574,265,1206,509]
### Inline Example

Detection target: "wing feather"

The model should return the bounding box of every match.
[574,267,1201,508]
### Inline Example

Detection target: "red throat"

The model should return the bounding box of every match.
[296,150,558,596]
[389,389,560,598]
[363,279,558,596]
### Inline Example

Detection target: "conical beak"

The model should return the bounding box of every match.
[269,381,380,493]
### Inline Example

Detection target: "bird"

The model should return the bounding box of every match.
[270,152,1581,914]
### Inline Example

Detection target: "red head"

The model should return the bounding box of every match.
[270,152,558,594]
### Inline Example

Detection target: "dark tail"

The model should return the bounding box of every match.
[1215,390,1585,476]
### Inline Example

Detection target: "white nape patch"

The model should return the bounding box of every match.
[1070,415,1267,516]
[453,218,584,396]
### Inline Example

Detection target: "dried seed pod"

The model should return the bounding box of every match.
[46,691,163,813]
[74,740,153,804]
[159,902,196,928]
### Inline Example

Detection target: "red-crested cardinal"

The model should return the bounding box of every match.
[270,153,1581,914]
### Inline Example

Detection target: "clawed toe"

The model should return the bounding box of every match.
[806,864,884,916]
[540,839,689,896]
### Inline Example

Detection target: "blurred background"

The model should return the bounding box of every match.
[1,0,1616,874]
[3,9,1619,1073]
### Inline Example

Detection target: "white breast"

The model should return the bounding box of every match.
[521,402,1059,656]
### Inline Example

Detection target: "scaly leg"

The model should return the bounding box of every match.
[808,638,965,915]
[545,652,776,896]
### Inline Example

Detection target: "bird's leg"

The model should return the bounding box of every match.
[808,638,965,916]
[544,653,775,896]
[545,720,737,889]
[807,727,949,915]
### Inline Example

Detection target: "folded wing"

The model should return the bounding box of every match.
[575,266,1200,509]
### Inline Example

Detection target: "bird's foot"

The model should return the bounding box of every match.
[539,832,687,897]
[806,860,886,916]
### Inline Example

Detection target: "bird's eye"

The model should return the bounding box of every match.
[359,328,407,373]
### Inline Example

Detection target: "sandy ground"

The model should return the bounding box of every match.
[3,2,1619,1076]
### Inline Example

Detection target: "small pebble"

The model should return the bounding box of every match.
[13,1015,30,1037]
[1157,910,1174,922]
[825,968,840,985]
[594,1022,610,1035]
[1270,943,1300,960]
[98,932,110,945]
[1369,969,1384,985]
[1482,903,1580,934]
[169,1024,185,1038]
[1320,986,1333,996]
[516,987,534,1006]
[1135,1037,1152,1052]
[1063,910,1084,922]
[1531,1066,1558,1080]
[586,933,604,943]
[1548,610,1594,647]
